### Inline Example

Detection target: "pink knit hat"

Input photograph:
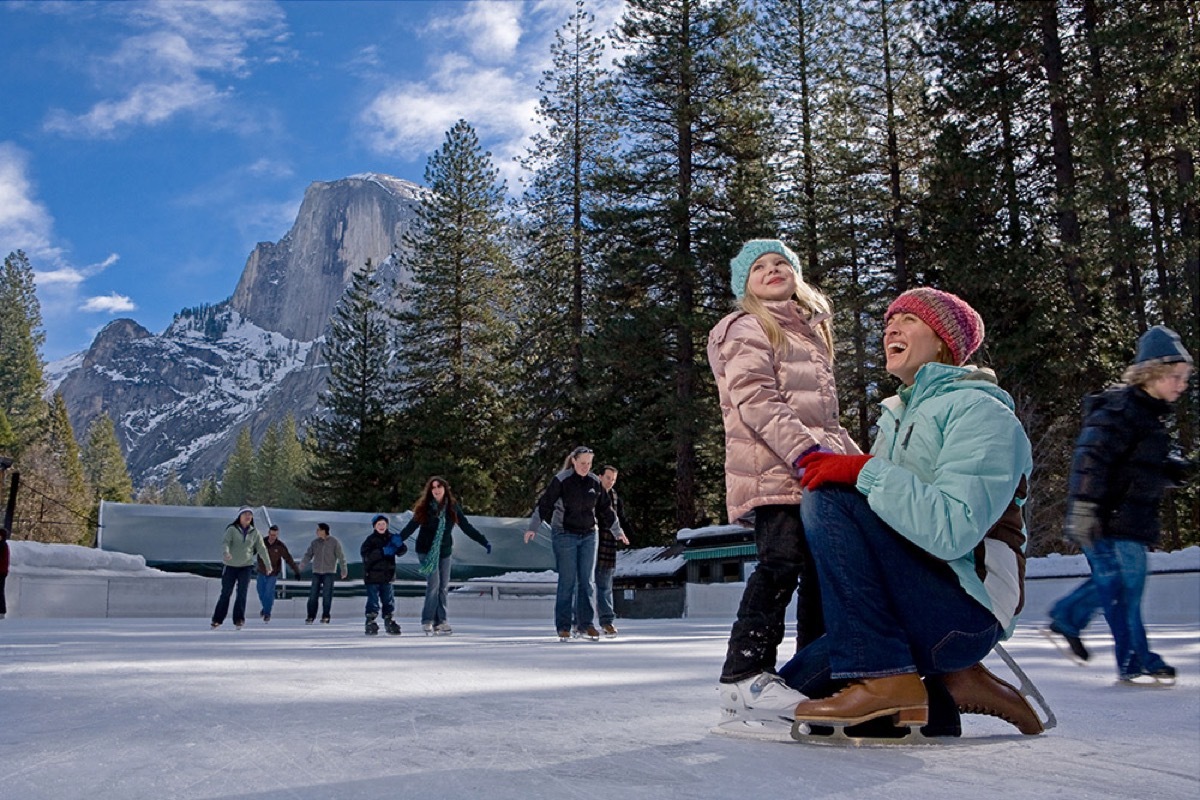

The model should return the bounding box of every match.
[885,288,984,366]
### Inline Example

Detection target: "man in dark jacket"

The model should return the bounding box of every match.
[361,515,405,635]
[1046,326,1194,683]
[255,525,300,623]
[596,466,631,636]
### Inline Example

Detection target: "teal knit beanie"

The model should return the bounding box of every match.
[729,239,801,299]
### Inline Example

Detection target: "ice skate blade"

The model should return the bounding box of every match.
[712,716,795,742]
[1040,627,1087,666]
[1117,675,1176,688]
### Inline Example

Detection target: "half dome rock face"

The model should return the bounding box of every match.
[231,174,423,341]
[52,174,424,486]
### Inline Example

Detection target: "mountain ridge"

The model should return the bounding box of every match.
[50,173,423,487]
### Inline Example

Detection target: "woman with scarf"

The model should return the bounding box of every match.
[395,476,491,635]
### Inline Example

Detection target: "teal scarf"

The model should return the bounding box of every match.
[418,502,448,576]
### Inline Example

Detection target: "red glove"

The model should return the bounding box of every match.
[798,452,873,490]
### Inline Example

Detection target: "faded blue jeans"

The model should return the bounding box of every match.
[596,566,616,627]
[1052,538,1166,678]
[553,529,597,633]
[255,572,278,618]
[421,555,452,626]
[779,488,1000,697]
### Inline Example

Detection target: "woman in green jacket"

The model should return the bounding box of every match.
[781,288,1041,737]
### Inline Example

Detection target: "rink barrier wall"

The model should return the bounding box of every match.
[5,569,1198,623]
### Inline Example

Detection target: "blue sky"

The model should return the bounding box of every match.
[1,0,624,362]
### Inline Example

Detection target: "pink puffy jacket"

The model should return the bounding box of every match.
[708,301,859,525]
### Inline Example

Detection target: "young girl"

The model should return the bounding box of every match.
[708,239,859,720]
[396,476,491,635]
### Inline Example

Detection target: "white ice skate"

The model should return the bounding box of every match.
[422,623,434,636]
[718,673,804,720]
[434,622,452,636]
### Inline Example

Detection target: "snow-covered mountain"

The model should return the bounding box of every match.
[49,173,424,486]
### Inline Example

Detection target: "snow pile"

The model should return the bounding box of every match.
[1027,545,1200,577]
[7,540,169,576]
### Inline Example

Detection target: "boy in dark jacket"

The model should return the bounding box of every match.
[1046,326,1194,683]
[361,514,405,635]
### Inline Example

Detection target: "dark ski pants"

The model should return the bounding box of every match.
[212,565,253,625]
[307,573,336,620]
[720,504,823,683]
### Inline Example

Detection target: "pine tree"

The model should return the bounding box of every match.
[275,414,308,509]
[219,427,257,507]
[305,261,398,511]
[589,0,774,535]
[0,409,14,451]
[196,476,221,507]
[45,393,90,542]
[160,470,190,506]
[0,251,49,451]
[394,120,519,512]
[82,413,133,531]
[254,420,283,505]
[514,0,621,492]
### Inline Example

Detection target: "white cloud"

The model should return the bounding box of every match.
[0,142,62,265]
[361,0,626,187]
[427,0,524,62]
[43,0,289,137]
[80,292,137,314]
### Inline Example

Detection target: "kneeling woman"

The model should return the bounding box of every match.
[782,288,1033,731]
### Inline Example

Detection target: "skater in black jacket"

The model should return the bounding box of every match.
[360,515,405,636]
[1047,325,1194,684]
[395,477,490,635]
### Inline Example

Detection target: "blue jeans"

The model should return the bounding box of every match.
[596,566,616,626]
[365,583,396,618]
[553,529,597,632]
[779,488,1000,697]
[212,565,253,625]
[421,556,452,626]
[307,573,336,620]
[1053,538,1165,678]
[256,572,278,617]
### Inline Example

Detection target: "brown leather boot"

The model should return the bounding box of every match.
[792,673,928,727]
[942,663,1044,735]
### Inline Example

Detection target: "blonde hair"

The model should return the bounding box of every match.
[738,281,835,359]
[1120,360,1185,388]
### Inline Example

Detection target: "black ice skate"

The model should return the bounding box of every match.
[365,613,379,636]
[384,616,401,636]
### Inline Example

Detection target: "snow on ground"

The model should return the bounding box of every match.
[0,545,1197,799]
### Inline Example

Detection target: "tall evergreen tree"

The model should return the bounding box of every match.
[45,393,90,542]
[0,251,48,451]
[254,420,283,505]
[590,0,774,535]
[275,413,308,509]
[82,413,133,528]
[394,120,519,512]
[515,0,621,490]
[305,261,399,511]
[220,427,257,507]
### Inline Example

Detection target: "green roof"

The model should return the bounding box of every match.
[682,543,758,561]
